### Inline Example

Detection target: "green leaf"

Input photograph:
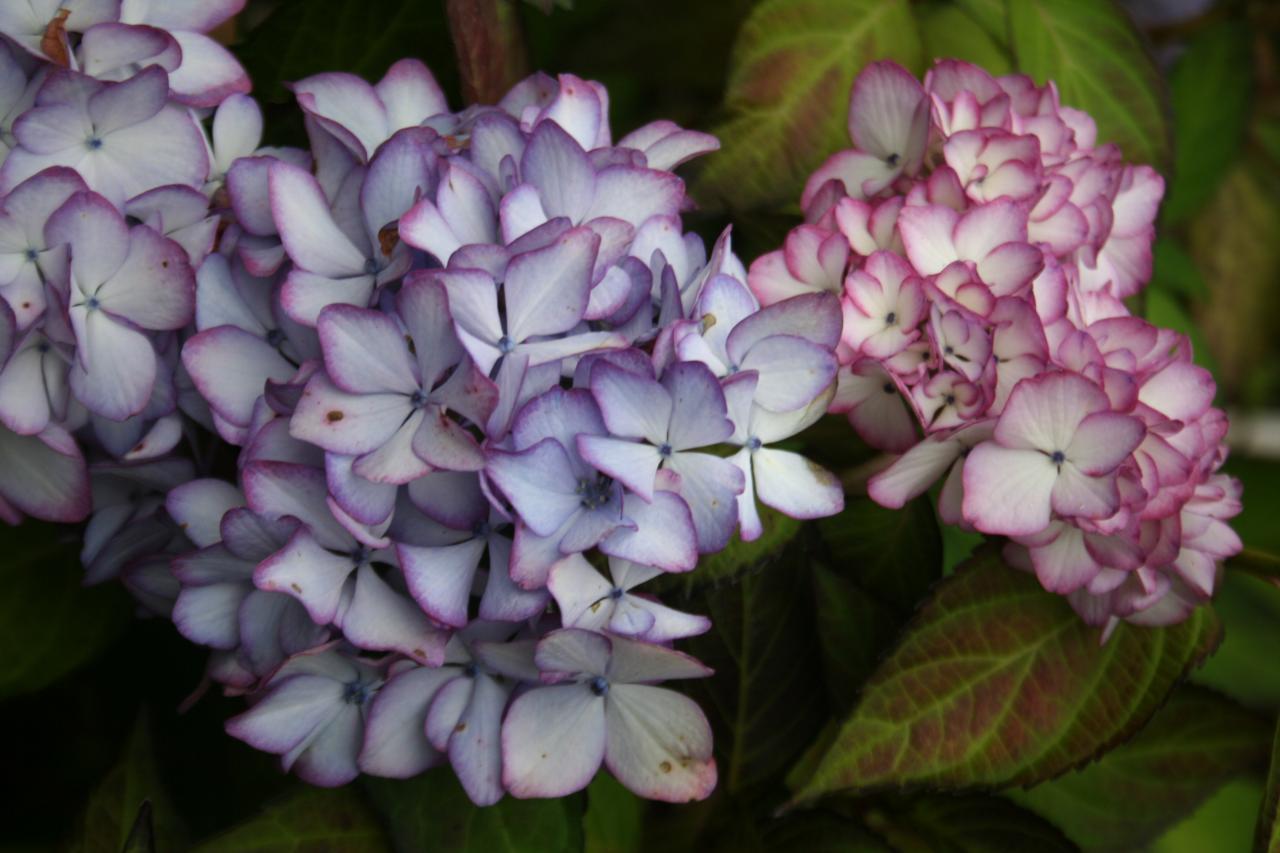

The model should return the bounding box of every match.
[1192,571,1280,711]
[1188,164,1280,404]
[918,1,1013,75]
[584,772,645,853]
[656,505,801,594]
[235,0,458,104]
[1151,239,1209,301]
[0,522,131,698]
[1010,686,1271,851]
[363,769,582,852]
[195,788,389,852]
[689,551,827,795]
[1256,717,1280,853]
[1161,21,1253,225]
[765,811,890,852]
[72,714,186,853]
[811,564,902,711]
[1152,778,1265,853]
[1229,548,1280,583]
[788,548,1222,805]
[954,0,1010,45]
[817,495,941,611]
[1008,0,1170,170]
[865,795,1078,853]
[693,0,922,212]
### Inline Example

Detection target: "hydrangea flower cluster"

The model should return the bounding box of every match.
[0,1,248,527]
[750,60,1242,636]
[121,57,836,801]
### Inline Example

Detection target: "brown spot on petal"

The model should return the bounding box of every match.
[700,313,717,333]
[326,411,344,423]
[659,761,672,773]
[290,583,302,593]
[454,722,467,733]
[40,10,71,67]
[378,224,399,257]
[412,648,426,658]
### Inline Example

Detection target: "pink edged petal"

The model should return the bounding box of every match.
[664,362,734,450]
[167,31,250,108]
[504,227,599,341]
[606,635,713,683]
[92,107,210,202]
[1138,360,1215,423]
[535,627,612,676]
[375,58,448,129]
[1067,411,1144,475]
[616,596,710,643]
[0,341,57,435]
[397,197,460,266]
[601,491,697,572]
[994,371,1108,453]
[1051,465,1119,520]
[398,538,487,628]
[588,361,670,443]
[502,683,606,798]
[867,437,962,509]
[448,673,510,806]
[435,161,498,247]
[96,225,194,329]
[604,684,716,803]
[0,424,90,522]
[976,242,1043,296]
[411,412,487,472]
[738,335,838,413]
[279,270,376,328]
[242,460,351,548]
[801,150,896,209]
[87,66,168,134]
[358,665,452,778]
[954,198,1028,260]
[425,676,471,752]
[45,190,129,287]
[341,564,449,665]
[848,61,928,166]
[485,439,583,537]
[478,536,551,622]
[726,291,843,358]
[1026,525,1100,594]
[325,453,396,525]
[182,326,294,426]
[291,72,387,161]
[165,477,242,547]
[291,704,363,787]
[290,373,410,456]
[269,160,367,277]
[69,308,156,421]
[226,157,280,236]
[577,435,661,501]
[212,93,263,170]
[317,304,416,394]
[665,452,744,552]
[752,448,842,519]
[586,166,684,227]
[173,582,245,649]
[961,443,1056,536]
[124,0,245,32]
[225,674,343,754]
[521,121,595,223]
[547,553,614,631]
[253,528,354,625]
[434,268,503,369]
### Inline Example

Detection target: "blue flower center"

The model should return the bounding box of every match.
[577,477,612,510]
[409,389,429,408]
[1050,450,1066,466]
[23,248,38,262]
[265,328,286,347]
[746,436,763,451]
[36,341,50,354]
[363,257,380,275]
[589,676,610,697]
[350,545,371,565]
[496,335,516,355]
[657,442,673,458]
[463,662,480,678]
[608,587,625,600]
[885,311,897,325]
[85,295,101,311]
[85,136,103,150]
[472,519,491,537]
[343,681,373,706]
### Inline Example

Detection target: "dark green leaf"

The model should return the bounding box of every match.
[1192,572,1280,711]
[1008,0,1171,169]
[1256,717,1280,853]
[235,0,458,104]
[1189,165,1280,403]
[788,548,1222,805]
[818,495,941,611]
[918,1,1013,75]
[0,522,131,698]
[1162,21,1253,225]
[765,811,890,852]
[812,564,901,710]
[364,769,581,852]
[1229,549,1280,583]
[1010,686,1270,851]
[953,0,1010,45]
[1151,239,1209,301]
[694,0,922,212]
[657,506,801,594]
[689,552,826,795]
[73,714,186,853]
[865,795,1078,853]
[1151,778,1264,853]
[584,772,645,853]
[196,787,389,852]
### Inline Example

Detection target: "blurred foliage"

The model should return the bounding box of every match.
[6,0,1280,850]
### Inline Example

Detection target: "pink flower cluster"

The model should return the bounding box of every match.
[750,60,1242,635]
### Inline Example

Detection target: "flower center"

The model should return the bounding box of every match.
[885,152,900,167]
[85,295,101,311]
[463,662,480,678]
[23,248,38,262]
[589,676,610,696]
[363,257,380,275]
[577,477,613,510]
[350,545,371,565]
[265,328,286,347]
[409,389,429,408]
[884,311,897,325]
[746,436,763,451]
[1050,450,1066,466]
[343,681,373,706]
[882,382,895,394]
[608,587,625,600]
[497,335,515,355]
[657,442,673,458]
[85,136,103,151]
